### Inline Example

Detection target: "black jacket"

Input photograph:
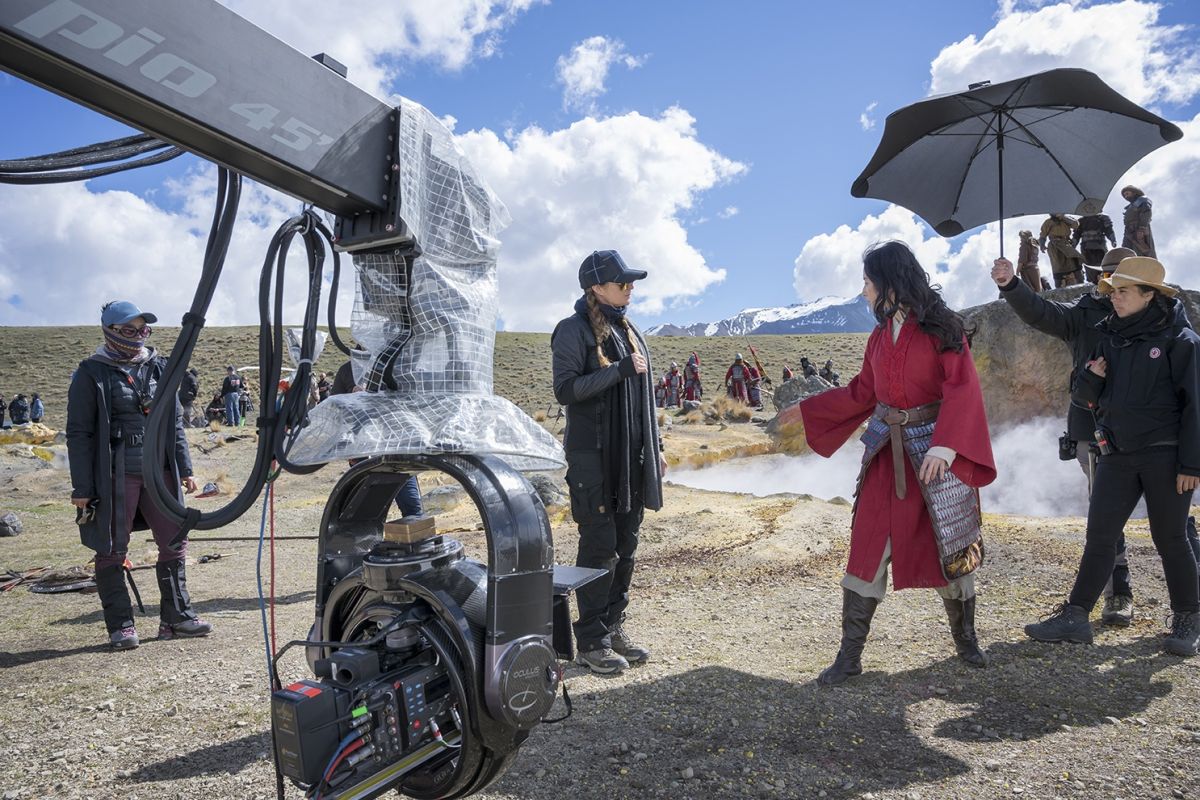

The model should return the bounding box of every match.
[66,354,192,554]
[551,309,662,512]
[1000,276,1116,441]
[180,372,199,404]
[8,397,29,424]
[1072,298,1200,475]
[221,373,243,396]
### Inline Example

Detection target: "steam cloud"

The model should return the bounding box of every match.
[669,417,1120,519]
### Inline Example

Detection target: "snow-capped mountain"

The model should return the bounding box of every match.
[646,295,875,336]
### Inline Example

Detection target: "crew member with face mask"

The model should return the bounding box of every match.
[66,301,209,650]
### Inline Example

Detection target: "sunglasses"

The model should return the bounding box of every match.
[114,324,152,339]
[609,281,634,291]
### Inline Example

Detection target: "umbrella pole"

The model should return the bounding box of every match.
[997,127,1005,259]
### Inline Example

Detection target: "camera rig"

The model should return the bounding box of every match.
[0,2,590,797]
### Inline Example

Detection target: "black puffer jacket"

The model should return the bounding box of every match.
[1072,298,1200,474]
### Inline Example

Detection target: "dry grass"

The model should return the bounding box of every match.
[708,394,754,422]
[0,327,869,432]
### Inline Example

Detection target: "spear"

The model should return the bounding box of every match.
[747,345,774,387]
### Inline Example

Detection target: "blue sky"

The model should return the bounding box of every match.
[1,0,1199,330]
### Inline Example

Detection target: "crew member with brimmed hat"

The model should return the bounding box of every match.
[551,250,665,674]
[991,246,1146,625]
[67,300,209,650]
[1026,257,1200,656]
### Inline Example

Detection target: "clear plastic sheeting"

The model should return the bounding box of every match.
[288,98,564,471]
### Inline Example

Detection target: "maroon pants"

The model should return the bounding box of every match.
[94,473,187,570]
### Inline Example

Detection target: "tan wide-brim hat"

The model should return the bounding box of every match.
[1098,256,1178,297]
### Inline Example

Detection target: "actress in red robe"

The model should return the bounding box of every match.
[795,241,997,685]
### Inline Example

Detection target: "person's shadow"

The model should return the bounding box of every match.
[486,638,1180,799]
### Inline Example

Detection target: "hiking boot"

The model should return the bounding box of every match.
[818,588,879,686]
[610,625,650,664]
[575,647,629,675]
[1164,611,1200,657]
[1025,603,1093,644]
[158,618,213,639]
[1101,595,1134,627]
[109,626,139,650]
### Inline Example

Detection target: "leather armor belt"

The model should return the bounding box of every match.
[874,401,941,500]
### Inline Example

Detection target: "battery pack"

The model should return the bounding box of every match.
[272,679,341,786]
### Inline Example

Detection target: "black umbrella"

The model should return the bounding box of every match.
[851,68,1182,255]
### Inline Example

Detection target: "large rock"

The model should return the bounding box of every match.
[964,283,1200,428]
[772,375,833,412]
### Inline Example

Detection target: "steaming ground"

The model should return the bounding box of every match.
[669,416,1141,518]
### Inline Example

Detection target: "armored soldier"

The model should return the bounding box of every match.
[1038,213,1084,287]
[1017,230,1042,291]
[1072,213,1117,273]
[1120,185,1156,257]
[725,354,752,404]
[683,352,702,401]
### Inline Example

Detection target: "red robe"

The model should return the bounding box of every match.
[796,317,996,589]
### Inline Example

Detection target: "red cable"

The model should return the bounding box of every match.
[316,739,364,800]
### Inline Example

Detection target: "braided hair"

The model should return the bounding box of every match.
[586,289,640,367]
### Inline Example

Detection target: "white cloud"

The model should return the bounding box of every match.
[0,168,335,326]
[718,206,740,219]
[556,36,647,113]
[932,1,1200,106]
[220,0,543,99]
[457,107,746,331]
[859,101,878,131]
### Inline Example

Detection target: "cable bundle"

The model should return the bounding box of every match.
[0,133,183,184]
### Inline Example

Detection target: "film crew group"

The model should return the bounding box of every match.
[553,250,665,674]
[66,301,211,650]
[1020,258,1200,654]
[793,242,997,685]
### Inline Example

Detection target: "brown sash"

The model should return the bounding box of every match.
[874,401,941,499]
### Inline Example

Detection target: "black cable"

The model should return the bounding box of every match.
[325,234,351,357]
[0,134,174,172]
[0,133,185,184]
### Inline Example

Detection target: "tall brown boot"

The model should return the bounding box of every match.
[943,596,989,667]
[818,588,879,686]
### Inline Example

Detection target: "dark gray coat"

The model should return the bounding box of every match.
[66,354,192,554]
[551,311,663,512]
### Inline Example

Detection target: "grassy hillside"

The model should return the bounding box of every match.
[0,327,868,429]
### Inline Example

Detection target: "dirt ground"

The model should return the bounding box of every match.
[0,418,1198,800]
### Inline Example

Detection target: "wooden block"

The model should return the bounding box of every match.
[383,515,437,544]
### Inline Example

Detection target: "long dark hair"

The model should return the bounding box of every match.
[862,241,973,352]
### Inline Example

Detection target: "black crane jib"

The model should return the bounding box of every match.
[0,0,405,249]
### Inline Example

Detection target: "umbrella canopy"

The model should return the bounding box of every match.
[851,68,1182,239]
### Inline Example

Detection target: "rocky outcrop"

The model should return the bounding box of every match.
[964,283,1200,428]
[771,375,833,412]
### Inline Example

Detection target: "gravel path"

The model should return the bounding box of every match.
[1,435,1197,800]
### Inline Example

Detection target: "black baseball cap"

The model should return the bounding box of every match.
[578,250,648,290]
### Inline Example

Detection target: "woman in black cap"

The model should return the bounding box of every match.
[551,250,665,674]
[66,300,210,650]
